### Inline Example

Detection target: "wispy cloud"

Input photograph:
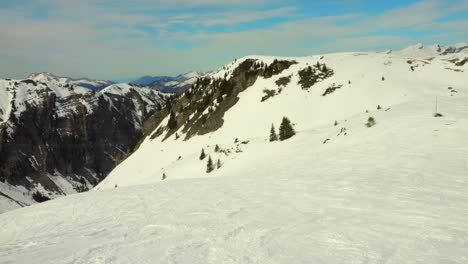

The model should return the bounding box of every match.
[199,7,296,26]
[0,0,466,79]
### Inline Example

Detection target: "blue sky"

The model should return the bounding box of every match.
[0,0,467,80]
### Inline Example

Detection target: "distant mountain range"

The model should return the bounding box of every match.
[131,71,208,94]
[27,71,208,94]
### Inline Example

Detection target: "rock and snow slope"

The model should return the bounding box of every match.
[0,44,468,263]
[0,80,168,213]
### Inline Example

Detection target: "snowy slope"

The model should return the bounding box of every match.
[98,50,467,188]
[1,96,468,263]
[1,44,468,263]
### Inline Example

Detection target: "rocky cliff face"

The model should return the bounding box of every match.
[0,80,168,211]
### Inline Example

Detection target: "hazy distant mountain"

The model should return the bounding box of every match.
[131,71,208,94]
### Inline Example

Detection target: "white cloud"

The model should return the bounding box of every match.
[0,0,466,79]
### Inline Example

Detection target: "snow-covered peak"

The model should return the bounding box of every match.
[28,72,59,83]
[178,71,207,80]
[391,42,468,58]
[27,72,113,91]
[99,83,135,95]
[99,83,160,96]
[98,83,168,117]
[392,43,442,58]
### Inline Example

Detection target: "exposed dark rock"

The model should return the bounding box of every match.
[322,83,343,96]
[298,62,334,89]
[455,58,468,66]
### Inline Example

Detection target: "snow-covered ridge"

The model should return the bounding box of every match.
[0,79,167,124]
[179,70,207,80]
[100,45,468,190]
[99,83,168,117]
[28,72,113,91]
[390,42,468,58]
[0,78,93,124]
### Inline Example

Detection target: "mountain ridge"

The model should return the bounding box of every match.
[1,42,467,263]
[0,78,170,212]
[27,72,114,91]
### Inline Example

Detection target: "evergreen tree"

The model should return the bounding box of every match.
[162,173,167,180]
[269,124,278,142]
[200,148,206,160]
[217,158,222,169]
[206,156,214,173]
[366,116,376,128]
[279,117,296,141]
[167,110,177,129]
[322,64,328,72]
[215,144,220,152]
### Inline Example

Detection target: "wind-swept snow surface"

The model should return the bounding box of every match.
[1,47,468,263]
